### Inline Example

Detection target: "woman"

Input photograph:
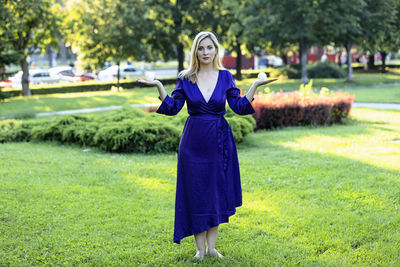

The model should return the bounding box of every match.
[138,31,276,259]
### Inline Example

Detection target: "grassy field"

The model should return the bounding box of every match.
[344,85,400,103]
[1,108,399,266]
[1,73,400,118]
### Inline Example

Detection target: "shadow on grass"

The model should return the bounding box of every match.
[1,112,399,266]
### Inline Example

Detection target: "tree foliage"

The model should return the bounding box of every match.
[0,0,59,95]
[62,0,151,70]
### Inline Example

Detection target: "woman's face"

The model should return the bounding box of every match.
[197,37,217,65]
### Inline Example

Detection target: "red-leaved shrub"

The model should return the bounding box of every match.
[251,90,355,130]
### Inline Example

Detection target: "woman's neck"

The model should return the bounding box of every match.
[199,62,216,73]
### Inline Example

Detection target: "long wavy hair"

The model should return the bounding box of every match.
[179,31,224,83]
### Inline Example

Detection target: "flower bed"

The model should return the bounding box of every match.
[251,87,355,130]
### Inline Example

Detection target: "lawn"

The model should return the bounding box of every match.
[344,85,400,103]
[1,73,400,119]
[1,108,399,266]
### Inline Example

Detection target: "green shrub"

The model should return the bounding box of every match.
[282,62,346,79]
[308,62,346,78]
[0,107,255,153]
[282,65,301,79]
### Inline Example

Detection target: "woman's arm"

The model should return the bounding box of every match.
[137,78,186,116]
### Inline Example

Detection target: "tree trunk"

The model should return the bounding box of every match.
[116,61,120,89]
[47,46,56,68]
[368,54,375,70]
[280,50,288,65]
[177,42,184,73]
[380,51,387,73]
[300,40,308,84]
[345,43,354,82]
[235,40,242,80]
[20,57,31,96]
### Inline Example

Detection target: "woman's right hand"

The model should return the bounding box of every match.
[137,79,168,101]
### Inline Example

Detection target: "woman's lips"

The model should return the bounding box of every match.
[203,57,210,60]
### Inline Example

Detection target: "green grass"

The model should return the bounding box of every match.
[1,73,400,118]
[1,108,399,266]
[0,88,165,118]
[344,85,400,103]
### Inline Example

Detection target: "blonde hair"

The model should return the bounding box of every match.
[179,31,224,83]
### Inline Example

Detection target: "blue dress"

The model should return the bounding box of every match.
[156,69,255,244]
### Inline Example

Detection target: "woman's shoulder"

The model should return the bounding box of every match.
[220,69,233,78]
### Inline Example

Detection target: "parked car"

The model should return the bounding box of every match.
[49,66,78,82]
[258,55,284,68]
[49,66,96,82]
[97,65,140,81]
[9,70,60,88]
[0,78,12,88]
[78,71,97,81]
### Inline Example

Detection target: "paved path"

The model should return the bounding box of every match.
[352,103,400,110]
[35,103,160,117]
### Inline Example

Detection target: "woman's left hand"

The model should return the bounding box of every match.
[253,78,278,88]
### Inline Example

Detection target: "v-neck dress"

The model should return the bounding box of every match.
[156,69,255,244]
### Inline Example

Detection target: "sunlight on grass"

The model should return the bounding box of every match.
[124,173,175,192]
[242,192,281,215]
[277,109,400,171]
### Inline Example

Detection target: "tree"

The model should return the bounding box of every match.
[147,0,227,73]
[248,0,328,84]
[63,0,150,74]
[321,0,366,82]
[221,0,255,80]
[0,0,59,96]
[360,0,400,72]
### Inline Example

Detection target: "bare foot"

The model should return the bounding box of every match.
[194,250,205,260]
[206,248,224,258]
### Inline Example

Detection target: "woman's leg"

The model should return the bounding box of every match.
[194,231,207,259]
[205,226,218,250]
[206,226,224,257]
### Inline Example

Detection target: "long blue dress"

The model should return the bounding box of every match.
[156,69,255,244]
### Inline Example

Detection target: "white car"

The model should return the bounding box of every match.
[97,65,140,81]
[258,56,284,68]
[10,70,61,88]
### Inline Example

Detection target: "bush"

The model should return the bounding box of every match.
[281,62,346,79]
[0,78,179,100]
[308,62,346,78]
[0,107,255,153]
[252,89,355,130]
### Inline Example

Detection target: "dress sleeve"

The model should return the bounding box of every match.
[226,72,255,115]
[156,79,186,116]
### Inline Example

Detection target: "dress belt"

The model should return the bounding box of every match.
[189,113,229,171]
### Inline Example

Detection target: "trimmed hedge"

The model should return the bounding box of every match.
[0,107,255,153]
[252,90,355,130]
[0,77,179,100]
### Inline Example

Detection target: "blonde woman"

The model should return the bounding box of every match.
[138,31,276,259]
